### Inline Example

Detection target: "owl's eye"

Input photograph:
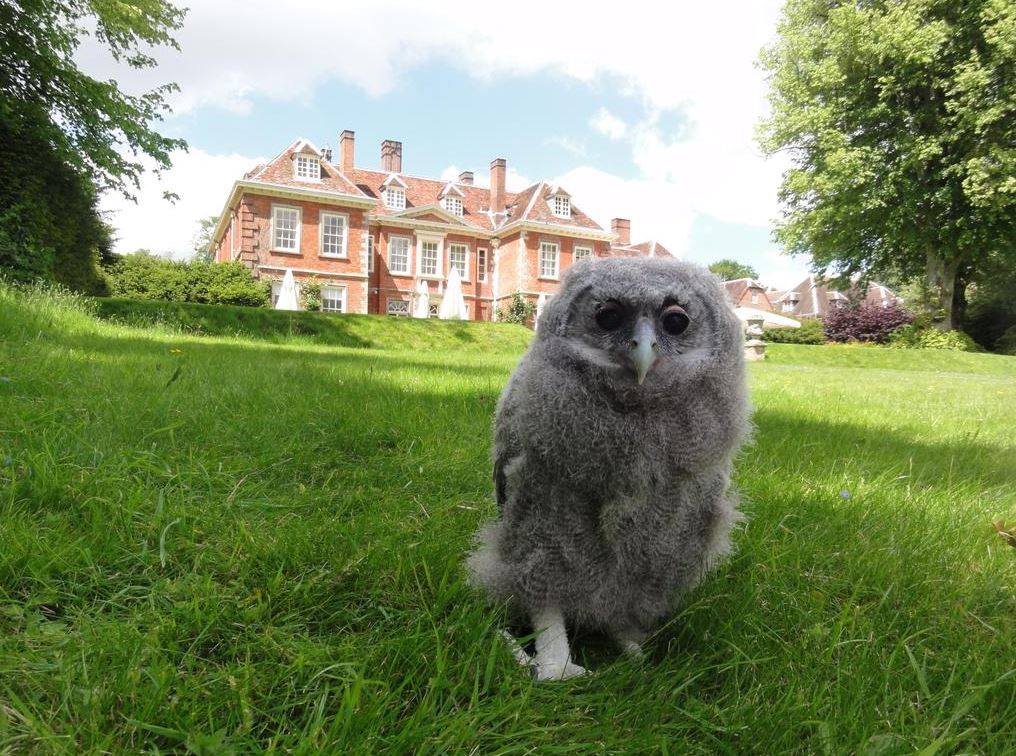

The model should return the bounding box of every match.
[661,305,690,336]
[595,302,624,331]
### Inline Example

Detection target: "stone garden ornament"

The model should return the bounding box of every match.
[468,257,751,681]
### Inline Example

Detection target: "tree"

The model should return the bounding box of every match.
[708,259,759,281]
[0,0,186,287]
[760,0,1016,330]
[191,216,219,263]
[0,0,187,197]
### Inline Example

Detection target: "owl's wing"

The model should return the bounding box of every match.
[492,380,523,515]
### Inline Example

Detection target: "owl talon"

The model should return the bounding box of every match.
[534,660,588,681]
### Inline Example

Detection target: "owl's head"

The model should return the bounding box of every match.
[537,257,743,393]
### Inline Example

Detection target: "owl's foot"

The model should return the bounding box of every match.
[611,626,647,661]
[531,606,586,683]
[534,659,588,681]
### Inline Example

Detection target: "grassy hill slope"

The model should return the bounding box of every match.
[1,285,1014,753]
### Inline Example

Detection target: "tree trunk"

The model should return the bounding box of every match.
[925,247,959,330]
[952,262,970,331]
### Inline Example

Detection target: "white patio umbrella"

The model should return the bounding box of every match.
[734,306,800,329]
[275,269,299,311]
[535,292,548,330]
[438,267,468,320]
[412,280,430,318]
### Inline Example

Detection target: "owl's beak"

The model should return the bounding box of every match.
[631,317,658,385]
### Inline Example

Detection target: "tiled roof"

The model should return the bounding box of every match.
[605,240,671,258]
[242,138,607,235]
[347,168,513,231]
[247,140,365,197]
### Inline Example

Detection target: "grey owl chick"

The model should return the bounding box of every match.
[467,257,750,681]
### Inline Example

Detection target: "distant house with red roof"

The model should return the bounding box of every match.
[770,275,902,319]
[722,278,774,311]
[209,131,665,320]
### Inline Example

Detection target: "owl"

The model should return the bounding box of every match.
[467,257,750,681]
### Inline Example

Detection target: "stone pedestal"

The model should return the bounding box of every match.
[743,316,766,361]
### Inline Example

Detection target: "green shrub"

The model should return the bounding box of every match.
[763,318,825,345]
[300,280,322,312]
[494,292,535,326]
[994,326,1016,356]
[888,324,980,351]
[104,255,269,307]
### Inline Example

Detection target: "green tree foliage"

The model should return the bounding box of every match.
[965,252,1016,351]
[0,108,112,293]
[191,216,219,263]
[708,259,759,281]
[760,0,1016,331]
[0,0,186,287]
[105,254,269,307]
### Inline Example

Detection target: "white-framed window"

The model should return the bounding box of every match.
[443,196,463,216]
[319,212,348,258]
[387,298,410,316]
[539,241,560,279]
[419,240,440,277]
[271,205,301,253]
[448,243,469,280]
[477,248,488,282]
[384,187,406,210]
[388,235,410,274]
[294,155,320,181]
[782,301,794,313]
[552,195,571,218]
[574,246,592,262]
[321,285,347,313]
[367,235,375,272]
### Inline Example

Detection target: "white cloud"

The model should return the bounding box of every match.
[545,136,588,158]
[80,0,799,275]
[590,108,627,140]
[101,148,261,258]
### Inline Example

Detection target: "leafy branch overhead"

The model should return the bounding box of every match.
[0,0,188,198]
[760,0,1016,330]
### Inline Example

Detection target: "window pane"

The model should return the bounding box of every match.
[477,249,487,282]
[387,299,409,315]
[273,207,299,251]
[389,237,409,273]
[574,246,591,261]
[448,244,467,278]
[321,286,345,312]
[539,242,559,278]
[385,188,405,210]
[321,214,346,257]
[421,241,438,276]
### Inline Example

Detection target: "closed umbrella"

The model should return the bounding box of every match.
[275,269,299,311]
[438,267,469,320]
[412,280,430,318]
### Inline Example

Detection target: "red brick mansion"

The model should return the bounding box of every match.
[209,131,667,319]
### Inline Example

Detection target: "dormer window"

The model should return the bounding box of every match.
[443,196,463,216]
[552,194,571,218]
[294,154,320,181]
[384,187,406,210]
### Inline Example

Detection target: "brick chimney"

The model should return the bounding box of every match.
[381,139,402,173]
[339,130,355,172]
[458,170,474,185]
[612,218,631,246]
[490,158,506,214]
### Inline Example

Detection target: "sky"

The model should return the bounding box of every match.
[82,0,811,289]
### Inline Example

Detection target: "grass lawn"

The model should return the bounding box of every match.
[2,285,1014,753]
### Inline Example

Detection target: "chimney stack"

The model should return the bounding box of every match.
[612,218,631,246]
[339,130,355,172]
[490,158,506,214]
[458,170,474,185]
[381,139,402,173]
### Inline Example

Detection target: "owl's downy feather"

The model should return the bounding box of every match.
[467,257,750,633]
